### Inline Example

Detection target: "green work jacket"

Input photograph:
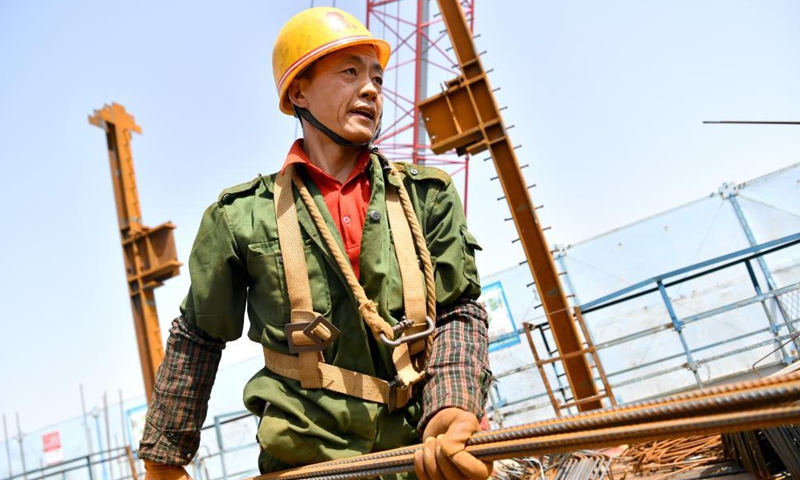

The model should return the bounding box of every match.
[180,154,482,474]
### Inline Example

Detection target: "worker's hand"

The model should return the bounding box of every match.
[413,407,493,480]
[143,460,192,480]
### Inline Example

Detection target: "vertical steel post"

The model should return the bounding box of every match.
[726,188,800,352]
[213,416,228,480]
[80,385,94,464]
[412,0,428,165]
[93,413,108,480]
[124,447,137,480]
[117,390,126,455]
[486,386,504,428]
[103,393,114,480]
[657,281,703,388]
[15,414,26,480]
[744,260,792,363]
[3,414,13,479]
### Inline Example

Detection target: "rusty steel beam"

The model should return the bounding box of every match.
[89,103,181,403]
[417,0,603,410]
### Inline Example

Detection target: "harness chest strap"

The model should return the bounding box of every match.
[273,169,324,389]
[384,183,430,383]
[263,348,411,409]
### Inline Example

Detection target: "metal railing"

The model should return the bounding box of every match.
[494,231,800,421]
[2,410,260,480]
[2,447,137,480]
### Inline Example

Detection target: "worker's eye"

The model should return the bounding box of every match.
[343,67,358,76]
[373,76,383,86]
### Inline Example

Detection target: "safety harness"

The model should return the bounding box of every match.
[263,156,436,411]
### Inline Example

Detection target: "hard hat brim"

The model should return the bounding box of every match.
[278,36,391,115]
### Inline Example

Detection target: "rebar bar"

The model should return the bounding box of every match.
[251,406,800,480]
[247,372,800,480]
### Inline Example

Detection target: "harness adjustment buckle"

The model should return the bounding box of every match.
[285,313,340,353]
[387,376,412,412]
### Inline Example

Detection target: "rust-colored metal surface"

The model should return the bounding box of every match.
[417,0,602,410]
[89,103,181,403]
[247,372,800,479]
[524,308,617,417]
[616,435,725,478]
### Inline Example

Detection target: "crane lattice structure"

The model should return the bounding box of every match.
[366,0,475,210]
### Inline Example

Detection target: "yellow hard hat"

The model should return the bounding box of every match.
[272,7,391,115]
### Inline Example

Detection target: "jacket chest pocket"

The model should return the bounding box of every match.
[247,241,332,330]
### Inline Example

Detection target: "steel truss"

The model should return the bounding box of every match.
[365,0,475,210]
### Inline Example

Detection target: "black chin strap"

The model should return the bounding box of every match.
[293,105,382,148]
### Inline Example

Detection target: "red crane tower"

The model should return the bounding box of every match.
[365,0,475,210]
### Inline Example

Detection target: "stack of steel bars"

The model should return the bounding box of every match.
[616,435,725,479]
[720,358,800,479]
[248,372,800,480]
[493,451,613,480]
[723,422,800,478]
[722,430,775,479]
[762,425,800,477]
[491,457,546,480]
[551,451,612,480]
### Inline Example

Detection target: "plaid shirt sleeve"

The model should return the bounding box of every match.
[419,297,492,436]
[138,316,225,465]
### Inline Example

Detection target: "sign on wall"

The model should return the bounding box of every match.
[43,431,64,465]
[480,281,520,352]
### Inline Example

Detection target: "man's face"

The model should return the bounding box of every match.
[289,45,384,144]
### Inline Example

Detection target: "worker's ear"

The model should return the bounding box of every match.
[287,78,310,110]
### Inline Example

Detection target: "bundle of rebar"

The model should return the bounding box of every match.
[722,423,800,478]
[616,435,725,479]
[248,372,800,480]
[493,451,614,480]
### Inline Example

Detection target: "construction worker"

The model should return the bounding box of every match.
[138,7,491,480]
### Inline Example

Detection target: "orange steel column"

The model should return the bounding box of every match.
[418,1,603,410]
[89,103,181,403]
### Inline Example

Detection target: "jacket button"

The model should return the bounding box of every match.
[369,210,381,222]
[410,168,419,175]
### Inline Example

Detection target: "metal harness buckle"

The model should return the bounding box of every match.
[285,314,340,353]
[387,376,412,412]
[379,316,435,348]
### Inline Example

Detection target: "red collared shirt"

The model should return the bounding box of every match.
[281,139,372,278]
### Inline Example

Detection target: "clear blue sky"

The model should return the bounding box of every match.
[1,0,798,432]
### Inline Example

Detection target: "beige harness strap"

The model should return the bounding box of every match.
[265,348,412,408]
[274,168,322,389]
[385,182,429,360]
[263,349,391,404]
[386,165,438,367]
[385,184,428,372]
[385,186,427,326]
